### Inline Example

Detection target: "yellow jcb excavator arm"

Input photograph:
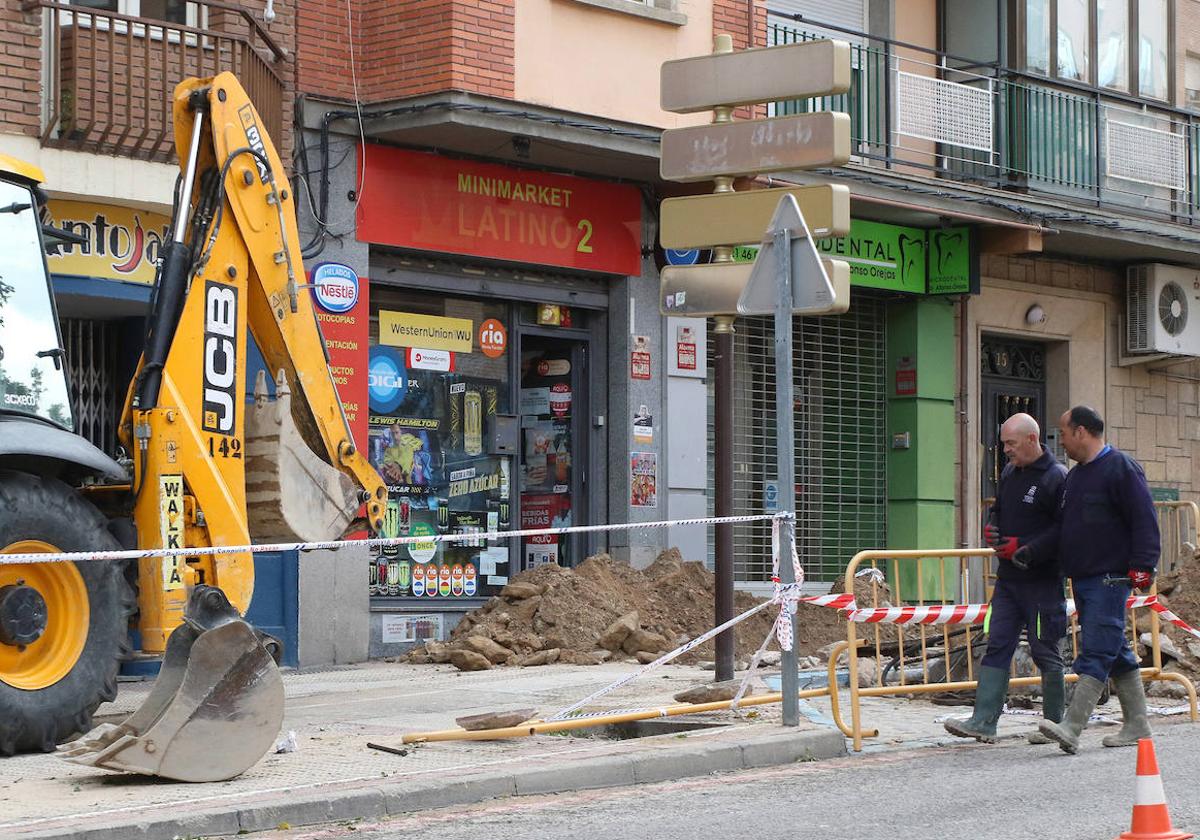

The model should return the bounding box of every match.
[119,73,386,652]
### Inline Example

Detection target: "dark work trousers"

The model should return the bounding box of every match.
[1070,573,1142,682]
[981,578,1067,671]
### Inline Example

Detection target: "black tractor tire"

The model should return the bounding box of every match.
[0,469,134,754]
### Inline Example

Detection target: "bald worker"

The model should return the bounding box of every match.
[945,413,1067,744]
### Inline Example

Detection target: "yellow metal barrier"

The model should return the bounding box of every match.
[831,548,1199,752]
[1155,500,1200,576]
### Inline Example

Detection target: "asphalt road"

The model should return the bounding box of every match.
[235,721,1200,840]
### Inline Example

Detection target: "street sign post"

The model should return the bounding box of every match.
[659,185,850,249]
[658,34,852,722]
[660,112,851,182]
[660,256,848,318]
[660,39,852,113]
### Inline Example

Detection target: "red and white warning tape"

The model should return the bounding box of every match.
[797,590,1200,642]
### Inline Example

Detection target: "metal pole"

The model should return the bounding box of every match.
[773,226,799,727]
[714,315,735,682]
[710,32,736,684]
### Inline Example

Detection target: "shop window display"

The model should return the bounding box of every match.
[367,293,513,600]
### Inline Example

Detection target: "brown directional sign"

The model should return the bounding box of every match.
[659,185,850,249]
[659,258,850,317]
[661,112,851,182]
[660,39,851,114]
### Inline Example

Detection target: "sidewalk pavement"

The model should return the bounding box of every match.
[0,659,1184,840]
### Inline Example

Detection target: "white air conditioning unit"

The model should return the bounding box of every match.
[1127,264,1200,357]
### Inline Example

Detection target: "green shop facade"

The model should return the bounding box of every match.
[713,218,975,593]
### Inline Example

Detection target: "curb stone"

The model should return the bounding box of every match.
[11,729,846,840]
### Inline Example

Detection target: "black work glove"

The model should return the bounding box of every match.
[1011,545,1034,571]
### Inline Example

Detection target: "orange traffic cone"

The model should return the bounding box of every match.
[1116,738,1193,840]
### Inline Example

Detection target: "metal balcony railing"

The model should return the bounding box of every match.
[769,14,1200,226]
[24,1,285,162]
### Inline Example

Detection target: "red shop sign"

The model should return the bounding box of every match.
[309,263,369,452]
[356,145,642,276]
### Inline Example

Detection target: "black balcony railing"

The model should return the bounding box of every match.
[769,13,1200,226]
[24,0,285,162]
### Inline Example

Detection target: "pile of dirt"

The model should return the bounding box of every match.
[405,549,873,670]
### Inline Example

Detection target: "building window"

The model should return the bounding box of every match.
[1022,0,1172,102]
[1097,0,1129,90]
[1185,53,1200,110]
[1027,0,1052,73]
[68,1,191,25]
[1057,0,1089,80]
[1138,0,1169,99]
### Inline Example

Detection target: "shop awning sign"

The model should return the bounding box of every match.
[44,199,171,285]
[356,145,642,276]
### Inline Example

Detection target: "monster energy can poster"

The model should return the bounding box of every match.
[736,220,977,296]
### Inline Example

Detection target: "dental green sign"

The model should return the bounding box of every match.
[733,219,976,295]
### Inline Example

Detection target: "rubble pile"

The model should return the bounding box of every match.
[1143,548,1200,696]
[406,549,865,671]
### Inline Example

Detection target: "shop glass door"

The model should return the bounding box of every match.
[518,334,587,569]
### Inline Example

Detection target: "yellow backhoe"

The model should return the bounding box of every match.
[0,73,385,781]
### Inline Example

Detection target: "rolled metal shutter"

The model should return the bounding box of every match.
[707,293,887,584]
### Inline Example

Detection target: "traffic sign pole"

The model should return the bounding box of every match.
[773,223,799,728]
[657,31,852,722]
[708,33,737,686]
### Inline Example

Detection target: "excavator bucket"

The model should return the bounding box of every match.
[246,368,361,543]
[58,586,284,782]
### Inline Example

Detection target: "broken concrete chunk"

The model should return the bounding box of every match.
[517,648,561,667]
[449,649,492,671]
[598,611,639,651]
[456,708,538,731]
[673,679,755,704]
[464,635,514,664]
[622,629,670,656]
[501,582,543,600]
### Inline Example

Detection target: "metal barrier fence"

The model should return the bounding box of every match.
[1157,500,1200,576]
[824,549,1199,751]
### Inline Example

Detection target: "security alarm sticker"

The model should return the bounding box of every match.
[630,335,651,380]
[549,383,572,417]
[676,325,697,371]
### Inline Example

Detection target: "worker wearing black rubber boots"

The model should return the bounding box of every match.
[945,413,1067,744]
[1037,406,1159,754]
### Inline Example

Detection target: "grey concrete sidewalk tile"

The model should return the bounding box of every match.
[740,729,848,767]
[513,753,636,795]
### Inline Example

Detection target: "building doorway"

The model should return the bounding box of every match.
[517,332,589,571]
[980,336,1048,502]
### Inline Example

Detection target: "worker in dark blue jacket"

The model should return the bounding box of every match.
[1038,405,1160,754]
[945,413,1066,744]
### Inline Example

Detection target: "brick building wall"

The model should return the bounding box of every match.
[298,1,514,105]
[1,0,43,138]
[981,253,1200,500]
